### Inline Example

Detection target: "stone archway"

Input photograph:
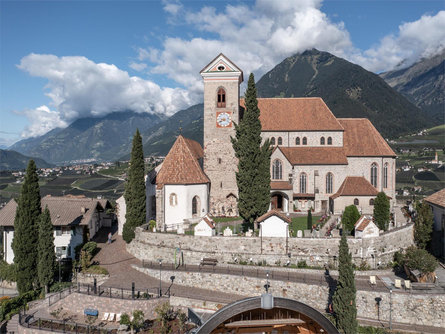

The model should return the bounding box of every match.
[196,296,338,333]
[270,192,289,212]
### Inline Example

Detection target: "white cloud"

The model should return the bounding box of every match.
[20,105,68,138]
[146,0,352,95]
[129,62,148,71]
[17,54,194,138]
[352,11,445,72]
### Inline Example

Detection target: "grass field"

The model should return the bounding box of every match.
[290,216,321,237]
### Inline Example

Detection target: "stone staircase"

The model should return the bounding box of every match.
[6,314,19,334]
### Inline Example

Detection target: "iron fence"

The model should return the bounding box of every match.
[19,313,117,334]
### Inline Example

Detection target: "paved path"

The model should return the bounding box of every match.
[92,227,240,303]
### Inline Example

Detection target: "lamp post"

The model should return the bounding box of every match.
[56,251,62,283]
[389,289,393,330]
[158,259,162,297]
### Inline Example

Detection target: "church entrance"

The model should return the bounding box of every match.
[271,194,283,211]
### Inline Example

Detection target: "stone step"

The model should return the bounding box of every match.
[6,314,19,334]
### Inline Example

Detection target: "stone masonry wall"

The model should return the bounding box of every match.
[128,224,414,267]
[136,266,445,328]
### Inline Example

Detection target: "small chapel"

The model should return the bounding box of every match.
[146,54,396,231]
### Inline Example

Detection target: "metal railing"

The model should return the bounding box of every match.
[19,313,116,334]
[141,260,389,292]
[75,283,160,300]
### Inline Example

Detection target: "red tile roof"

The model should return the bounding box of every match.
[330,176,378,199]
[240,98,344,131]
[0,195,108,227]
[338,118,396,157]
[354,215,373,232]
[202,215,216,229]
[279,146,348,165]
[255,210,291,223]
[156,135,209,189]
[424,188,445,208]
[270,181,293,190]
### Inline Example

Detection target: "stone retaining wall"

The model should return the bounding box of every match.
[136,266,445,328]
[128,224,414,267]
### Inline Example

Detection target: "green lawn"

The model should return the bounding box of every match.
[290,216,321,237]
[213,216,241,223]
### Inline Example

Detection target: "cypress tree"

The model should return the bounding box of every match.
[38,206,56,293]
[12,160,41,294]
[231,73,271,230]
[307,209,312,230]
[123,129,146,243]
[332,233,357,333]
[414,201,434,249]
[373,192,390,231]
[342,205,360,235]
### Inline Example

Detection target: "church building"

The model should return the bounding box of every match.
[147,54,396,230]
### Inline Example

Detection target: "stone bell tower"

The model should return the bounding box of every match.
[200,54,243,216]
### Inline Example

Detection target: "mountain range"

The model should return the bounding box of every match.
[0,149,53,171]
[380,48,444,123]
[8,49,442,164]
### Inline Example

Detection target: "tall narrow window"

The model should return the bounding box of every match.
[320,137,325,145]
[299,173,307,194]
[169,193,177,206]
[326,172,333,194]
[302,137,307,145]
[272,160,282,180]
[296,137,300,145]
[277,137,283,145]
[217,88,226,108]
[383,163,388,188]
[192,196,200,216]
[371,163,378,188]
[354,198,359,205]
[327,137,332,145]
[270,137,276,146]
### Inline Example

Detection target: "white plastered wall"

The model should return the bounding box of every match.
[54,226,84,259]
[3,227,14,264]
[260,216,289,237]
[164,184,209,229]
[116,196,126,235]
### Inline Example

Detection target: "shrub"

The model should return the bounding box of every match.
[297,260,307,268]
[149,220,156,230]
[0,290,40,321]
[49,281,72,293]
[403,246,438,274]
[84,265,109,275]
[82,242,98,256]
[0,261,17,282]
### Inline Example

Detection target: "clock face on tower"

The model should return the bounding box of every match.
[216,111,232,127]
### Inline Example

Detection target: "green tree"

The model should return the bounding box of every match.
[12,160,41,294]
[123,129,146,243]
[342,205,360,235]
[413,202,434,249]
[403,246,438,274]
[120,310,145,334]
[332,233,357,333]
[37,206,56,293]
[307,209,312,230]
[373,192,390,231]
[231,73,272,230]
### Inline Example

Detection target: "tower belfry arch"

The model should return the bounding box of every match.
[200,54,243,216]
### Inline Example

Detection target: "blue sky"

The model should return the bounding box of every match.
[1,0,444,147]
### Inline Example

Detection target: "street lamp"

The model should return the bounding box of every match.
[158,259,162,297]
[56,251,62,283]
[389,289,393,330]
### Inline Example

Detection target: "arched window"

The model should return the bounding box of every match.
[272,160,282,180]
[320,137,325,145]
[383,163,388,188]
[277,137,282,145]
[296,137,300,145]
[354,198,359,205]
[302,137,307,145]
[369,198,375,205]
[326,172,333,194]
[270,137,276,145]
[217,88,226,108]
[371,163,378,188]
[299,173,307,194]
[327,137,332,145]
[192,196,200,216]
[169,193,177,206]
